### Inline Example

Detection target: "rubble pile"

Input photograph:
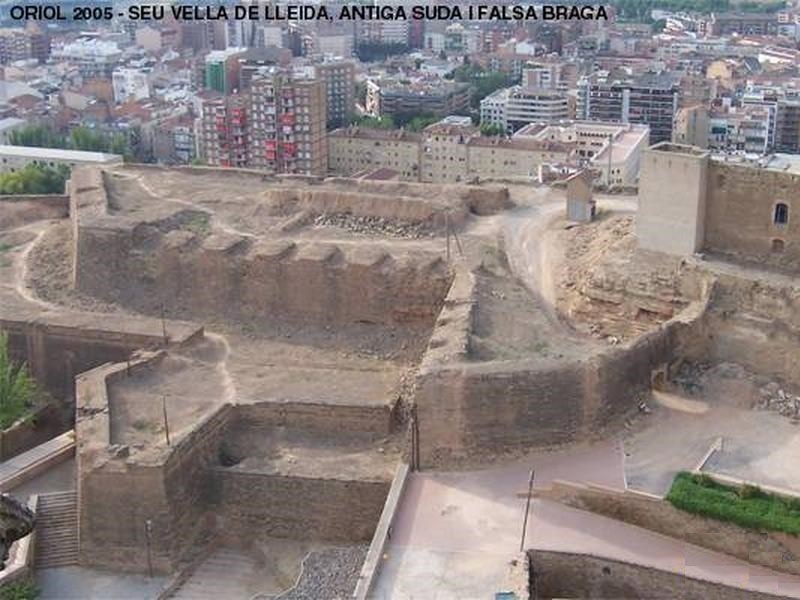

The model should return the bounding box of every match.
[757,382,800,420]
[313,213,433,239]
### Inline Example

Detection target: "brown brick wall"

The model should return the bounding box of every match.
[210,468,388,542]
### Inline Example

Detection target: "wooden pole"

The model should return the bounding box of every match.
[445,213,451,262]
[145,519,153,577]
[162,395,171,446]
[160,303,168,345]
[519,469,535,552]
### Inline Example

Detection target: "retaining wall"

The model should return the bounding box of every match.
[530,550,791,600]
[537,480,800,577]
[209,467,389,543]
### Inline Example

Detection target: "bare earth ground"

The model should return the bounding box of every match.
[624,362,800,495]
[224,425,401,480]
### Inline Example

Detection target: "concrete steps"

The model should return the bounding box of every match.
[35,490,78,569]
[170,549,265,599]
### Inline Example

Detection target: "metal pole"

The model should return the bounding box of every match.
[145,519,153,578]
[162,395,171,446]
[519,469,535,552]
[409,410,417,471]
[414,408,420,470]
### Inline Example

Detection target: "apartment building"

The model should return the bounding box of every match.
[328,127,421,179]
[480,86,571,132]
[577,71,678,143]
[51,38,122,79]
[708,104,773,155]
[366,79,470,119]
[515,120,650,187]
[298,59,355,129]
[204,47,247,94]
[699,13,780,37]
[248,70,327,176]
[328,120,573,183]
[775,99,800,154]
[112,68,151,104]
[196,91,249,168]
[0,29,31,65]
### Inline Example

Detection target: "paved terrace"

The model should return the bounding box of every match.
[374,442,800,599]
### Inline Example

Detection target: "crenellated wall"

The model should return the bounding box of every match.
[69,169,454,329]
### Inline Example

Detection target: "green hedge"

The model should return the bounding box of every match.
[666,472,800,535]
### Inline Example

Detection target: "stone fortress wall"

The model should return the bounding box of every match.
[638,143,800,387]
[69,168,455,329]
[7,163,758,579]
[414,283,712,468]
[638,142,800,268]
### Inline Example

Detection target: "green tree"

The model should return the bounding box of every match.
[0,332,37,429]
[8,125,66,149]
[351,115,396,130]
[405,114,439,132]
[480,123,506,136]
[0,164,69,195]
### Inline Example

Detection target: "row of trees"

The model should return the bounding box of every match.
[0,164,70,195]
[611,0,785,22]
[8,124,132,160]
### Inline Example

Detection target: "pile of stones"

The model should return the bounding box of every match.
[757,382,800,420]
[274,545,368,600]
[313,213,431,239]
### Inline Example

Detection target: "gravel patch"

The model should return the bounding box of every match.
[273,545,368,600]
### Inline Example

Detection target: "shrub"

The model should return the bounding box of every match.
[0,332,37,429]
[667,472,800,535]
[0,579,39,600]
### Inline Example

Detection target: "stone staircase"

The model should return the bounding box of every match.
[35,490,78,569]
[169,549,267,599]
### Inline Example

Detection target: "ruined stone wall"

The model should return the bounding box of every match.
[537,480,800,577]
[79,462,174,573]
[530,550,790,600]
[209,468,389,543]
[73,215,452,329]
[704,163,800,268]
[236,400,395,436]
[416,298,705,468]
[416,361,585,467]
[162,405,233,566]
[680,263,800,386]
[0,319,163,400]
[77,354,231,574]
[263,187,469,230]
